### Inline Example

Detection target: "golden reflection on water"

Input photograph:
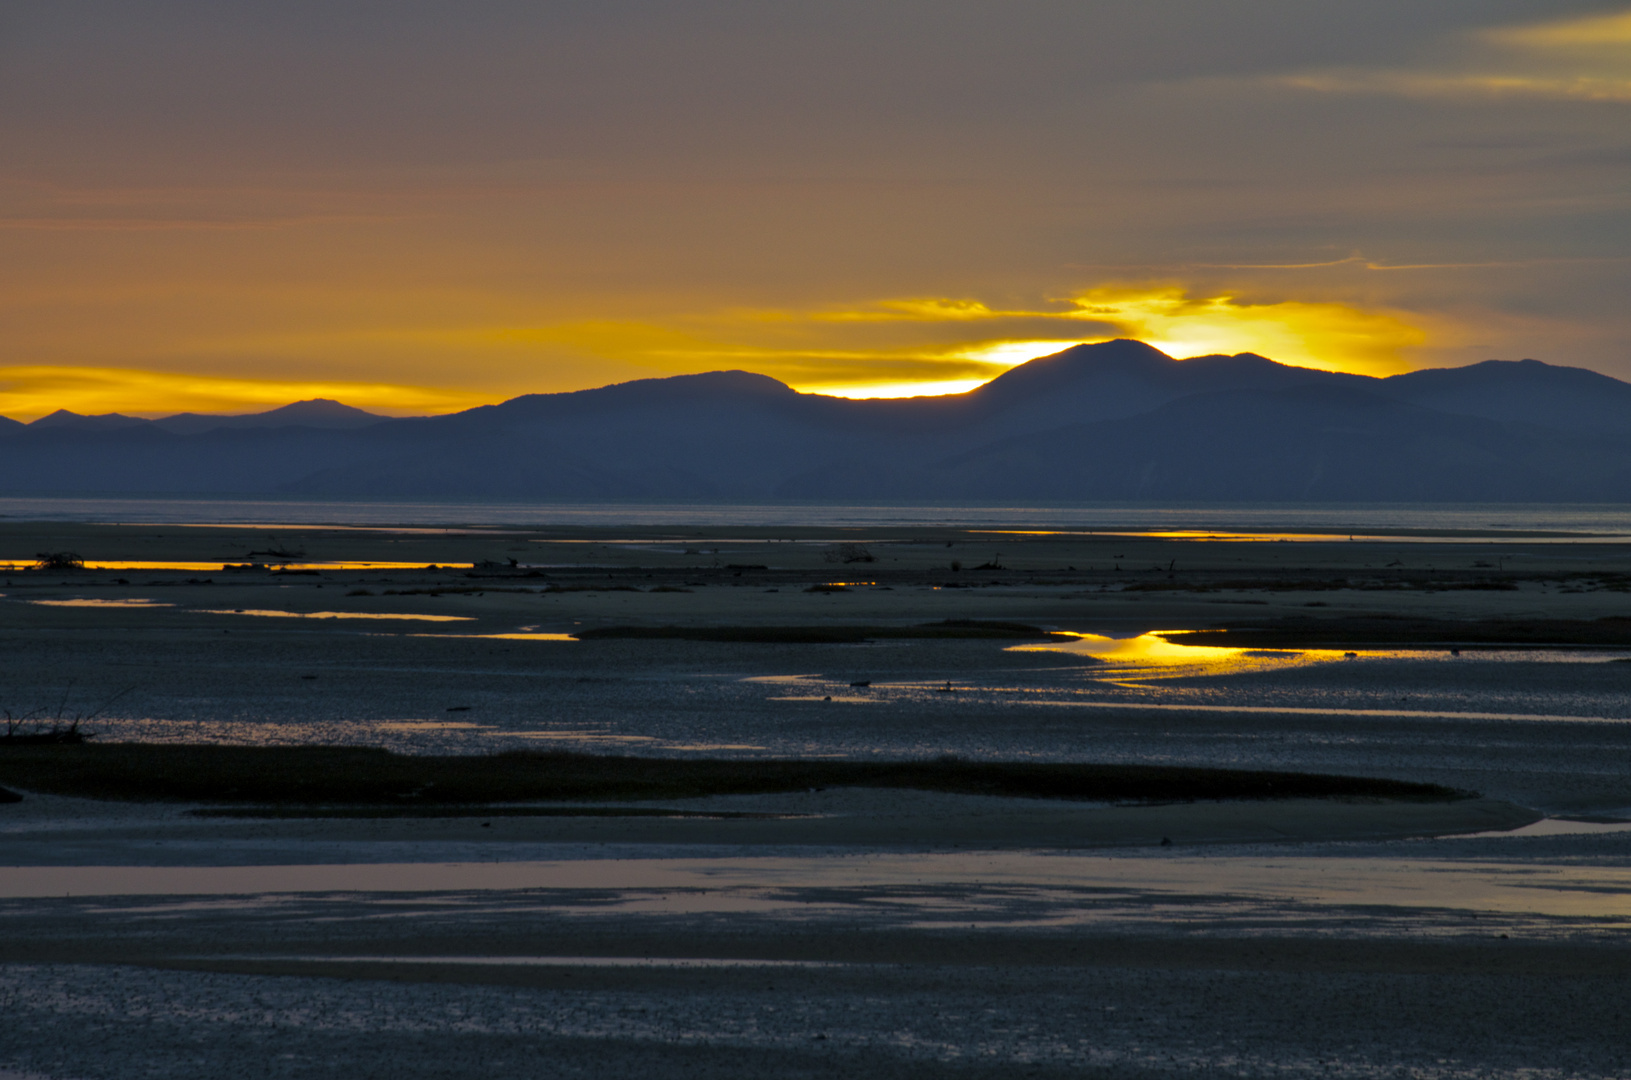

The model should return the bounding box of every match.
[1013,631,1258,667]
[1010,631,1631,694]
[1009,631,1347,688]
[1,560,475,572]
[409,632,576,641]
[28,598,174,608]
[200,609,474,622]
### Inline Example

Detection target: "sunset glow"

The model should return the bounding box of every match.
[1065,287,1429,377]
[1,4,1627,416]
[0,366,488,422]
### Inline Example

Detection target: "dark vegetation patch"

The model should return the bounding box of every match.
[382,586,537,596]
[0,726,87,746]
[0,745,1467,806]
[1165,616,1631,649]
[574,620,1069,643]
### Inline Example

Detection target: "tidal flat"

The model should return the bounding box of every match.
[4,518,1631,1078]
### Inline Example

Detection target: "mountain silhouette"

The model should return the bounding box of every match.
[151,399,389,435]
[3,341,1630,501]
[27,409,152,432]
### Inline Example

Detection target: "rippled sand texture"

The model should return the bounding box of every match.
[7,957,1631,1080]
[4,841,1631,1080]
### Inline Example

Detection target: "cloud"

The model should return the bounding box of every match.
[1276,71,1631,104]
[1489,9,1631,49]
[480,284,1435,400]
[4,3,1629,405]
[1270,5,1631,105]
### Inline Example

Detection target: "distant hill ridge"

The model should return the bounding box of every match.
[4,341,1631,501]
[19,398,389,435]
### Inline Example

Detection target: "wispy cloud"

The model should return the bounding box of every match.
[1269,6,1631,105]
[1275,71,1631,104]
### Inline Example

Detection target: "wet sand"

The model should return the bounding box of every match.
[0,789,1539,869]
[5,521,1631,1077]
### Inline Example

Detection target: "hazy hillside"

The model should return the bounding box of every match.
[4,341,1630,501]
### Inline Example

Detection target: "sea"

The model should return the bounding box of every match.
[5,497,1631,537]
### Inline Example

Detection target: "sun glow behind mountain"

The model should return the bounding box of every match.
[9,4,1631,420]
[798,286,1430,399]
[0,283,1435,418]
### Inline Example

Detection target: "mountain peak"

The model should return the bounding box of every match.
[254,398,383,421]
[27,409,150,431]
[151,399,390,435]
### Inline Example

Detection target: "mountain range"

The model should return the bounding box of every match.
[5,340,1631,501]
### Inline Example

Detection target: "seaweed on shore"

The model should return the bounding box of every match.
[0,744,1469,806]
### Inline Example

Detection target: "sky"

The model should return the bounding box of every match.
[3,0,1630,419]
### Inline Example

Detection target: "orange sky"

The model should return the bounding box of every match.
[3,2,1630,420]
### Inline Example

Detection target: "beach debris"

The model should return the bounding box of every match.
[33,551,83,571]
[1160,836,1173,846]
[2,684,131,745]
[248,547,306,560]
[823,543,876,564]
[849,680,871,687]
[446,705,472,712]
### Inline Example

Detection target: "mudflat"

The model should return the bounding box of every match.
[4,519,1631,1078]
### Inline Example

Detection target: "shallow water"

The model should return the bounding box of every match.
[8,496,1631,536]
[54,634,1631,813]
